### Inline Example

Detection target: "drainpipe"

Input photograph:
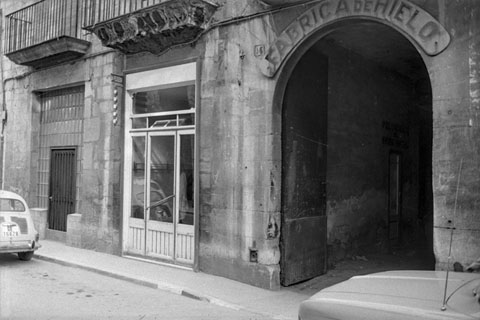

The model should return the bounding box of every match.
[0,10,5,189]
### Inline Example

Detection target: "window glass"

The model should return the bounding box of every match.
[0,199,26,212]
[179,135,194,225]
[149,136,175,223]
[133,84,195,114]
[132,114,195,129]
[131,137,146,219]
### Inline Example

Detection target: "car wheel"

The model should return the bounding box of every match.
[18,251,34,261]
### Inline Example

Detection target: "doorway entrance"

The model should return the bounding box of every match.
[280,53,329,286]
[279,20,434,286]
[128,130,194,263]
[123,63,197,266]
[37,86,84,233]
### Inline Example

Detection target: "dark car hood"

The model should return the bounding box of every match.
[300,270,480,320]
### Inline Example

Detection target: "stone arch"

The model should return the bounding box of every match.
[274,15,435,285]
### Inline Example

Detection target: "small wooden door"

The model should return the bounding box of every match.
[280,53,328,286]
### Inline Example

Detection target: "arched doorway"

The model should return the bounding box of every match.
[279,20,434,286]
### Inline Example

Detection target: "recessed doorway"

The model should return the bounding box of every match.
[123,63,197,267]
[280,20,434,286]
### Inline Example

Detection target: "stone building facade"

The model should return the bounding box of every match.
[0,0,479,289]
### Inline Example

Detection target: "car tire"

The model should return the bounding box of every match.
[18,251,34,261]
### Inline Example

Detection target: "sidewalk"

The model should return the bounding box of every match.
[34,240,308,320]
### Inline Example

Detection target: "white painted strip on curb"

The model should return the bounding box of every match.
[207,295,294,320]
[207,296,242,311]
[156,282,184,295]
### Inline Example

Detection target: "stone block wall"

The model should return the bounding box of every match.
[425,0,480,269]
[194,0,480,285]
[30,208,47,240]
[2,0,479,289]
[1,0,124,255]
[197,20,280,289]
[0,14,35,200]
[66,213,82,247]
[78,52,124,255]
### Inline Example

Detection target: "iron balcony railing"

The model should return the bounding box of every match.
[4,0,88,54]
[83,0,167,27]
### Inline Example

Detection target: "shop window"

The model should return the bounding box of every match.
[131,84,195,130]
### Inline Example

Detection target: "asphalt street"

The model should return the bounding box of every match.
[0,253,273,320]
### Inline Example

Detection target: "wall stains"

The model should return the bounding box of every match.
[266,214,278,239]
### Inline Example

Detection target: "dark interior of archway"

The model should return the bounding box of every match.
[282,21,434,285]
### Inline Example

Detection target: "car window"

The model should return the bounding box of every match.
[0,198,26,212]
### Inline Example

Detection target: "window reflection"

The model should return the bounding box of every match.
[133,84,195,114]
[131,137,146,219]
[149,136,174,223]
[0,199,26,212]
[179,135,194,225]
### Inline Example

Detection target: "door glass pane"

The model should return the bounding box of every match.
[131,137,146,219]
[149,136,175,223]
[179,135,194,225]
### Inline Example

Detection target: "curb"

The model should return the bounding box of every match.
[35,254,159,289]
[34,254,243,309]
[34,253,294,320]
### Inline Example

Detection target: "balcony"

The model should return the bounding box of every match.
[4,0,90,68]
[83,0,218,55]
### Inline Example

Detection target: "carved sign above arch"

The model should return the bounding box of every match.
[259,0,311,5]
[258,0,451,77]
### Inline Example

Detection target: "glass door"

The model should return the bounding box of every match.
[146,132,176,260]
[175,132,195,263]
[127,130,194,265]
[124,62,197,266]
[128,134,147,255]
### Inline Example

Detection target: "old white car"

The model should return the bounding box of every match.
[298,270,480,320]
[0,190,40,261]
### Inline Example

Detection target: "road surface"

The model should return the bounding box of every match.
[0,253,272,320]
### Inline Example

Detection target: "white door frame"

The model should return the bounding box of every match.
[122,62,197,266]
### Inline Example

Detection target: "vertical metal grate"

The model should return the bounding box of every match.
[48,149,77,231]
[37,86,84,222]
